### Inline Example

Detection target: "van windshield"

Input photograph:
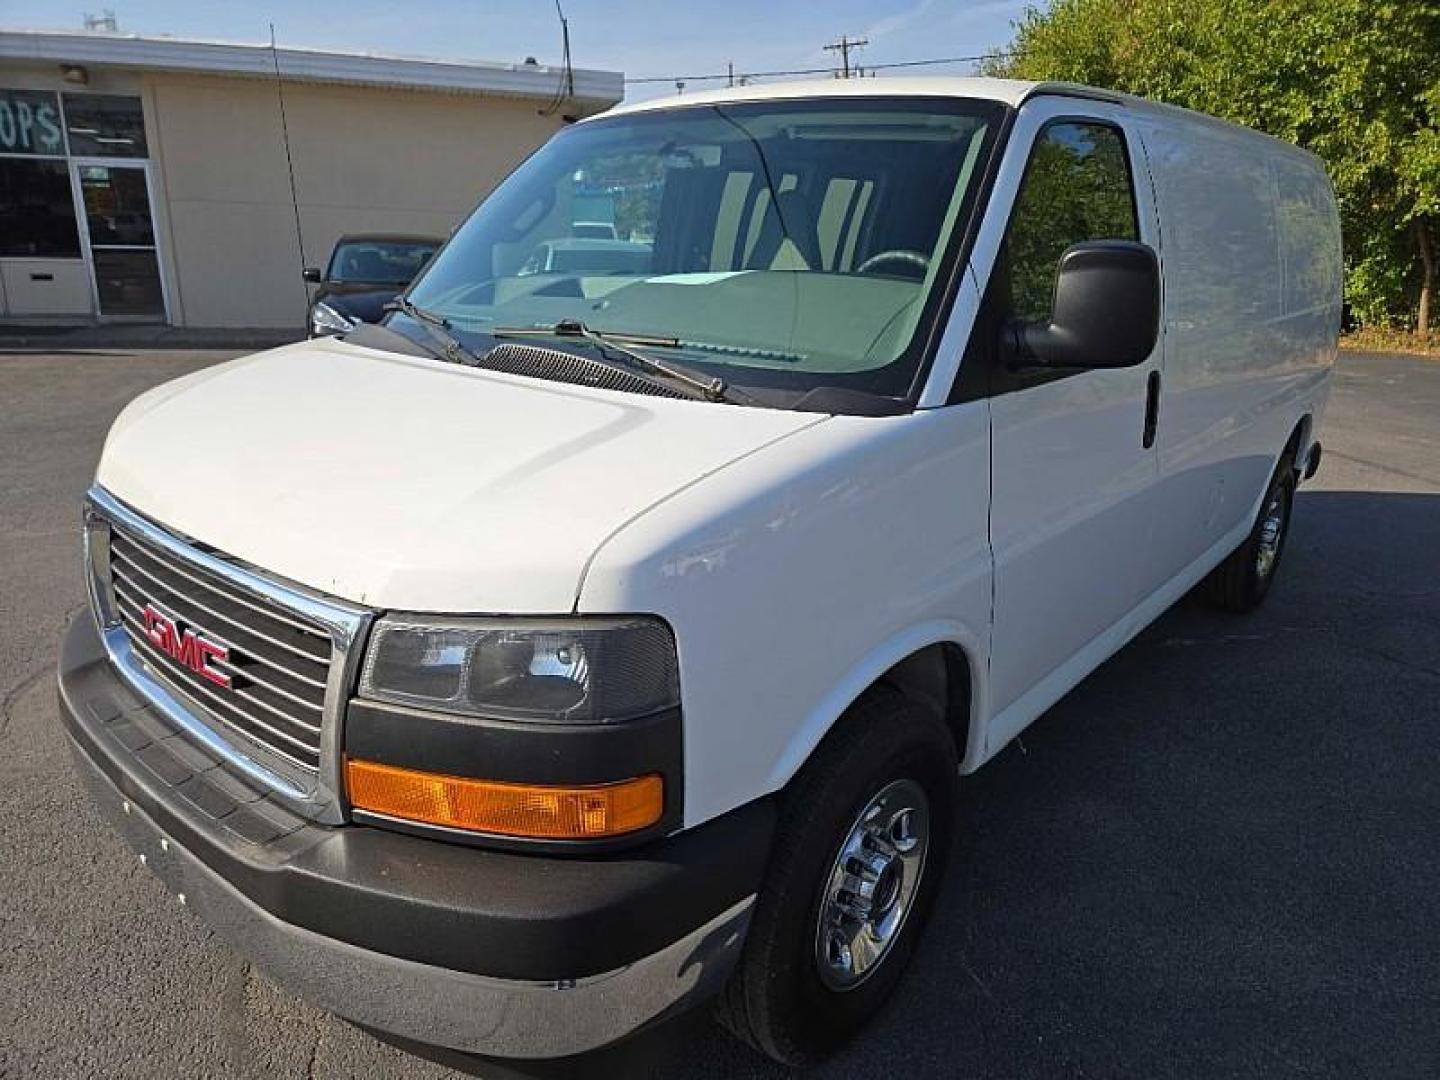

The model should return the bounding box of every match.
[402,97,1002,405]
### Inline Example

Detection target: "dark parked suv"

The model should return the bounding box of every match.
[304,234,441,336]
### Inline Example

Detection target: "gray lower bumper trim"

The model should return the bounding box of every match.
[71,738,753,1060]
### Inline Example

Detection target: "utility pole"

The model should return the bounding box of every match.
[728,61,735,87]
[824,35,868,78]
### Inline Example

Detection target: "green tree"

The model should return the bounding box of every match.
[987,0,1440,332]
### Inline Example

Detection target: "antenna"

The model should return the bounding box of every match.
[539,0,576,118]
[824,35,868,78]
[269,24,310,313]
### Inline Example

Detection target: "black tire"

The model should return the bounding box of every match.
[715,688,958,1066]
[1203,453,1297,612]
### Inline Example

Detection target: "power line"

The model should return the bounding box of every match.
[823,35,867,79]
[625,51,1006,85]
[539,0,575,116]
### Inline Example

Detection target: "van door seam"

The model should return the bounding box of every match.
[971,259,998,758]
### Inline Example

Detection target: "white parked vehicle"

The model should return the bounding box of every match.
[60,77,1339,1067]
[571,220,619,240]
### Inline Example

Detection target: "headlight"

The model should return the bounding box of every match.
[309,301,355,337]
[358,616,679,725]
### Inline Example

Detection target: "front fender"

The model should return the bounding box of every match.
[578,403,994,828]
[764,618,991,793]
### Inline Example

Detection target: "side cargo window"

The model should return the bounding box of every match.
[1002,121,1139,322]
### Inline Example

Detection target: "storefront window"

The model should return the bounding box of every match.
[63,93,147,158]
[80,165,156,245]
[0,159,81,256]
[0,89,66,155]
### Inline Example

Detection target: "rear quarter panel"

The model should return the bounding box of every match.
[1137,115,1339,571]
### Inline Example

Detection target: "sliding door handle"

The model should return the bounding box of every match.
[1142,370,1161,449]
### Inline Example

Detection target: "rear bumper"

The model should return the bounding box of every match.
[58,612,772,1059]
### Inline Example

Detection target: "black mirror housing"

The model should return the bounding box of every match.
[302,267,323,284]
[1012,240,1160,369]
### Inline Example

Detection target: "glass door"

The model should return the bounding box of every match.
[73,160,167,319]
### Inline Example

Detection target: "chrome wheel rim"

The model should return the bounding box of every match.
[1255,489,1287,579]
[815,778,930,991]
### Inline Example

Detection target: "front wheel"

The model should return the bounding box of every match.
[715,690,957,1066]
[1203,454,1296,612]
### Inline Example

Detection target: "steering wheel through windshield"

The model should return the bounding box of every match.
[856,250,931,277]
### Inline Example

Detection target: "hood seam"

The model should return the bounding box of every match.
[569,415,832,613]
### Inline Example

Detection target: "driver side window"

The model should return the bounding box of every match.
[1004,121,1139,322]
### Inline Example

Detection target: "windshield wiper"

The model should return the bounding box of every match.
[492,320,752,405]
[384,297,482,367]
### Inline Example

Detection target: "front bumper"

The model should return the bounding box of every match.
[58,613,772,1059]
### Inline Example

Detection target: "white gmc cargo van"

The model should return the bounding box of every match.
[59,78,1340,1066]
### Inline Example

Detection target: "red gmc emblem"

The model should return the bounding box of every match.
[142,603,232,689]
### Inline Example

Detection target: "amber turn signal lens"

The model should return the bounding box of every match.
[345,758,664,839]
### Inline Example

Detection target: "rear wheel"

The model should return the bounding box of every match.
[715,689,957,1066]
[1203,454,1296,612]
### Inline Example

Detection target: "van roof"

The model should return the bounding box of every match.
[596,76,1318,164]
[601,77,1047,117]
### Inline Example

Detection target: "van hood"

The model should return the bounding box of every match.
[96,337,823,612]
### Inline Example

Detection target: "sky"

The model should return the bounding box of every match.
[0,0,1032,101]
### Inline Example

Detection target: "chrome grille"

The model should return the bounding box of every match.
[85,488,369,822]
[107,523,331,772]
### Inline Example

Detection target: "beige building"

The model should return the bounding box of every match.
[0,29,622,328]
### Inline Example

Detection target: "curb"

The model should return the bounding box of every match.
[0,325,303,351]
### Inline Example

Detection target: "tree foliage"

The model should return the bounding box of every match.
[987,0,1440,329]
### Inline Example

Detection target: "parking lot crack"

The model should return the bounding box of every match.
[0,665,49,741]
[961,957,997,1003]
[1349,643,1440,682]
[1,602,87,739]
[305,1025,326,1079]
[1272,623,1440,682]
[1325,448,1439,487]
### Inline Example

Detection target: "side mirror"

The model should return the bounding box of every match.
[302,267,323,284]
[1008,240,1160,369]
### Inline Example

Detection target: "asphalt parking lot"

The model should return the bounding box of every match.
[2,346,1437,1079]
